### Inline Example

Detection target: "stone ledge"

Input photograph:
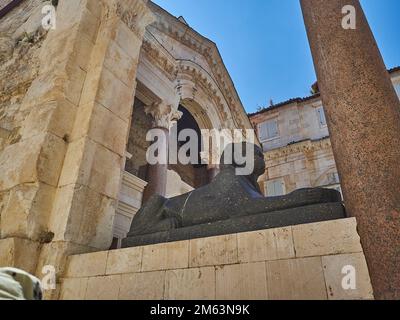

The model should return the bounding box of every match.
[122,202,346,248]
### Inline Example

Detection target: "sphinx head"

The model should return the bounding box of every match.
[220,142,266,178]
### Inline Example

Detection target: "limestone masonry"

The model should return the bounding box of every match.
[0,0,399,300]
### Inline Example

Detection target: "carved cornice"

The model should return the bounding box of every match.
[264,138,332,160]
[141,38,177,81]
[116,0,155,38]
[176,63,229,122]
[149,16,248,129]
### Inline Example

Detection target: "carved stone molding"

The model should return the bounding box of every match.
[116,0,155,38]
[141,38,177,81]
[265,138,332,160]
[149,15,248,128]
[144,102,182,129]
[143,3,250,129]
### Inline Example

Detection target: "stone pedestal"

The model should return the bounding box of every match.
[59,218,374,300]
[301,0,400,299]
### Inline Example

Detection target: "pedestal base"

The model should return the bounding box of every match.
[122,203,345,248]
[59,218,373,300]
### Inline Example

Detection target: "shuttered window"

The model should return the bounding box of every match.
[258,119,279,142]
[266,179,285,196]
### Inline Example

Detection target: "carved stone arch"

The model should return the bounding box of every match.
[175,61,232,129]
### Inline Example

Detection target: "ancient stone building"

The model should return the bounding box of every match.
[250,67,400,197]
[0,0,254,280]
[0,0,387,300]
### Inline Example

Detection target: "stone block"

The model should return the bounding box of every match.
[24,62,86,108]
[106,247,143,275]
[59,137,123,199]
[95,67,134,120]
[50,184,116,249]
[56,1,100,42]
[20,99,78,141]
[216,262,268,300]
[292,218,362,258]
[0,182,55,240]
[36,241,98,280]
[119,271,166,300]
[189,235,238,268]
[114,20,143,58]
[59,278,88,300]
[71,102,129,156]
[266,257,327,300]
[0,239,13,267]
[0,238,41,274]
[40,29,94,75]
[104,40,137,87]
[322,253,374,300]
[0,133,66,190]
[65,251,108,278]
[85,275,121,300]
[238,227,295,263]
[165,267,215,300]
[141,241,189,272]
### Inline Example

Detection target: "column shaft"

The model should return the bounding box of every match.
[142,127,169,202]
[301,0,400,299]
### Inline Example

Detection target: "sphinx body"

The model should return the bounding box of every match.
[123,143,345,247]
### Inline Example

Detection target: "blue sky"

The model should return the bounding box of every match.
[153,0,400,114]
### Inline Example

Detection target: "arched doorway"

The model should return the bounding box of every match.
[169,105,208,189]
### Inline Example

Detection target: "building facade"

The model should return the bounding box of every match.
[0,0,253,262]
[250,68,400,198]
[0,0,381,300]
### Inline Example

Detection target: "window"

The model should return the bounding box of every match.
[316,106,327,126]
[258,119,279,141]
[266,179,286,197]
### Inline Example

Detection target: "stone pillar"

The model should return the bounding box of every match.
[0,0,155,298]
[300,0,400,299]
[142,102,182,202]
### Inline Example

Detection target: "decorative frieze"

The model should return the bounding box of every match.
[264,138,332,160]
[115,0,155,38]
[141,38,177,81]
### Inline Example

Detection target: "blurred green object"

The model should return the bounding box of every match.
[0,268,42,300]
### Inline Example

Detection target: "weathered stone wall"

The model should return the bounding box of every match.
[0,0,155,301]
[0,0,50,152]
[259,138,340,196]
[59,218,374,300]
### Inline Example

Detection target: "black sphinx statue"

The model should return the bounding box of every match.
[122,143,346,248]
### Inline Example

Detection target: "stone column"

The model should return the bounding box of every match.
[300,0,400,299]
[142,102,182,202]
